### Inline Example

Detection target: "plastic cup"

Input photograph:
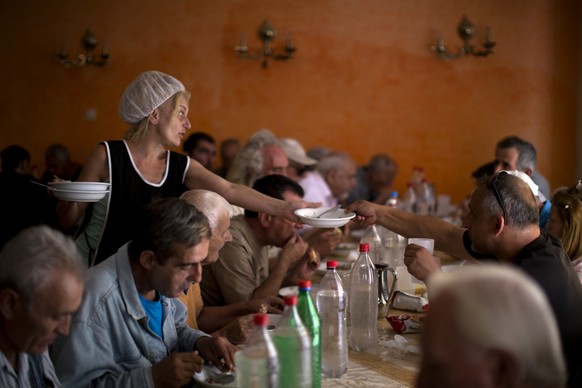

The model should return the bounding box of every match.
[407,238,435,285]
[408,238,434,254]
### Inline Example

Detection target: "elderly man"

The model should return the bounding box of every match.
[0,226,85,387]
[347,171,582,387]
[226,129,289,188]
[201,175,320,306]
[419,265,566,388]
[214,138,241,178]
[299,151,356,208]
[52,198,236,388]
[179,189,284,344]
[182,131,217,170]
[347,153,398,204]
[280,138,317,182]
[40,143,82,183]
[494,136,551,227]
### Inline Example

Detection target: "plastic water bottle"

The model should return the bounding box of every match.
[272,295,312,388]
[316,261,348,378]
[359,225,383,265]
[349,243,378,351]
[235,313,279,388]
[417,179,436,216]
[402,182,417,213]
[296,280,321,388]
[386,191,399,208]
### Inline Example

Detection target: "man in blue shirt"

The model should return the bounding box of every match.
[52,198,236,388]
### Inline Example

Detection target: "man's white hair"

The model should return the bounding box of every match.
[428,265,566,388]
[180,190,232,229]
[226,129,280,186]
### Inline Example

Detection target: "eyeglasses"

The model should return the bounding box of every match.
[490,171,508,220]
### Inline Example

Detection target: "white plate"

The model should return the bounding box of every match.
[49,181,110,191]
[192,364,236,387]
[294,207,356,228]
[278,286,298,297]
[52,188,109,202]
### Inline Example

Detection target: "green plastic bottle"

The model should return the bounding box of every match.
[297,280,321,388]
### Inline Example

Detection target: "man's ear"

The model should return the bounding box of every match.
[523,167,533,177]
[486,348,520,388]
[140,250,157,270]
[0,289,20,320]
[493,214,505,235]
[258,212,272,227]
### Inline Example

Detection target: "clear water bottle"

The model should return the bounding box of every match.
[316,261,348,378]
[272,295,312,388]
[359,225,383,265]
[417,179,435,216]
[296,280,321,388]
[402,182,417,213]
[235,313,279,388]
[386,191,399,208]
[349,243,378,352]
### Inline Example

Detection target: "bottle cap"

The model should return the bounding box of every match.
[390,191,398,197]
[359,243,370,252]
[254,313,269,326]
[326,260,338,268]
[298,280,311,290]
[283,295,298,306]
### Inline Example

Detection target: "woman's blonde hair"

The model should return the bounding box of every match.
[123,90,191,143]
[552,180,582,260]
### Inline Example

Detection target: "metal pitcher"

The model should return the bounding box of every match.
[375,264,398,306]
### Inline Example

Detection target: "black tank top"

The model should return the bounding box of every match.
[93,140,189,265]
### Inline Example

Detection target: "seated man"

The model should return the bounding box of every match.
[419,265,566,387]
[179,189,284,344]
[493,135,552,227]
[0,225,85,386]
[347,171,582,387]
[51,198,236,388]
[214,138,241,178]
[40,143,82,183]
[182,131,217,171]
[347,153,398,204]
[280,137,318,182]
[201,175,320,306]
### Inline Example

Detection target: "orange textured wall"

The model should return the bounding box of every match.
[1,0,579,204]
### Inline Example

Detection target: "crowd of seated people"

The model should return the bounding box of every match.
[2,69,582,387]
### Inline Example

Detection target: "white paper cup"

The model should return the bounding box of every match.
[407,238,435,285]
[408,238,434,254]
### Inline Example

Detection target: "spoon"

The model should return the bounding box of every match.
[29,180,54,190]
[317,204,341,218]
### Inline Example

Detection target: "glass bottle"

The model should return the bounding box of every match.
[296,280,321,388]
[235,313,279,388]
[272,295,312,388]
[349,243,378,352]
[316,261,348,378]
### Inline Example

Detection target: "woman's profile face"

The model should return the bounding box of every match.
[156,94,191,148]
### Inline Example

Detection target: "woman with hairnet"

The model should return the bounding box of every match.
[56,71,319,267]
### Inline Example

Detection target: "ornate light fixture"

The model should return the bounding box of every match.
[235,19,296,68]
[57,29,109,67]
[430,15,495,59]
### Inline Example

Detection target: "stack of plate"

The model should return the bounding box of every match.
[49,182,110,202]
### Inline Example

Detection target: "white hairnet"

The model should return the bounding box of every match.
[119,71,185,125]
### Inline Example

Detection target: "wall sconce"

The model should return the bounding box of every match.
[57,29,109,67]
[234,19,296,68]
[430,15,495,59]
